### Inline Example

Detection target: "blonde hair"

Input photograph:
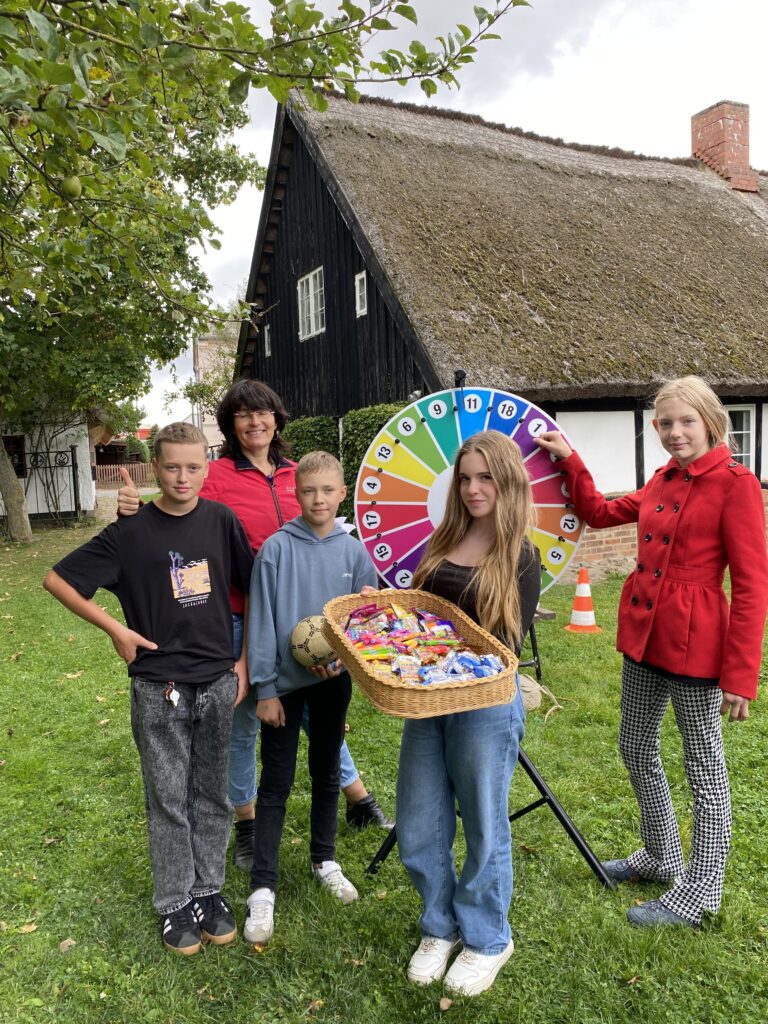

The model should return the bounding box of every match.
[295,450,344,481]
[153,422,208,461]
[653,376,732,450]
[413,431,536,646]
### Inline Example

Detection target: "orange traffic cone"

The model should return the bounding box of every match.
[565,567,602,633]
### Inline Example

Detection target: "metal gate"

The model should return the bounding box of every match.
[23,445,82,520]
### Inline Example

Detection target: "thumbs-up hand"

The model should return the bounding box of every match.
[117,466,141,517]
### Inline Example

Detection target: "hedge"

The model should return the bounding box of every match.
[282,403,407,522]
[283,415,339,462]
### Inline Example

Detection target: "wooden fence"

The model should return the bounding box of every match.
[95,463,156,488]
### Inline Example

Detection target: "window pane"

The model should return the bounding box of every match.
[298,278,310,338]
[726,407,753,470]
[729,410,746,432]
[298,267,324,338]
[312,269,324,334]
[355,271,367,316]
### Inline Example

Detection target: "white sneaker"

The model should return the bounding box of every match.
[444,939,515,996]
[243,888,275,944]
[407,935,462,985]
[311,860,359,904]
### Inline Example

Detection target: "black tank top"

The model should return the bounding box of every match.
[420,539,540,655]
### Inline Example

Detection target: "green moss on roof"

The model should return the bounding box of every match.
[290,94,768,400]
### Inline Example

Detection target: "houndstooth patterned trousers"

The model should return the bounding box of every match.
[618,658,731,925]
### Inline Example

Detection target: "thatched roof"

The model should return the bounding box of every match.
[287,93,768,402]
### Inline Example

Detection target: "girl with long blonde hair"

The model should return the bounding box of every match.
[399,430,540,997]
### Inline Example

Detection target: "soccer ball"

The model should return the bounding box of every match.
[290,615,335,668]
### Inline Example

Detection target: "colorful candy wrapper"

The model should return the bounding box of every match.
[393,654,421,684]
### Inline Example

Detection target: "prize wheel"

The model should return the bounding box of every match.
[354,388,583,593]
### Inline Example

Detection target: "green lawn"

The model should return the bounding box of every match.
[2,521,768,1024]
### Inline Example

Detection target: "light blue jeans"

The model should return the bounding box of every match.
[229,614,360,806]
[396,685,525,954]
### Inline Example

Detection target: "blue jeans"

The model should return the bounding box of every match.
[396,685,525,954]
[229,614,360,805]
[130,672,237,913]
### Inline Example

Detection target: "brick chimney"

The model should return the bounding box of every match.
[691,100,758,192]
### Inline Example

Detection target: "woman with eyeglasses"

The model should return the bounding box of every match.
[118,379,393,870]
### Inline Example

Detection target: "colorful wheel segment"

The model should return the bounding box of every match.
[354,388,584,593]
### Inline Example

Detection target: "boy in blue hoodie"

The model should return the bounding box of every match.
[243,452,377,945]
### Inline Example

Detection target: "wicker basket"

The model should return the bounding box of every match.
[322,589,518,719]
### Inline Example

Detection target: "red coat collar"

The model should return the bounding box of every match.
[661,444,732,478]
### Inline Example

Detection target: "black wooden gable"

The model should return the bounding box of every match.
[237,104,437,418]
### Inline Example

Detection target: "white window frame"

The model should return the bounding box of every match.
[263,323,271,358]
[725,403,755,471]
[355,270,368,318]
[297,266,325,340]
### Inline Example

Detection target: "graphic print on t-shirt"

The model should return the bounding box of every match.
[168,549,211,607]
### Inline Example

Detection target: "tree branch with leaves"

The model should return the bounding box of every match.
[0,0,528,541]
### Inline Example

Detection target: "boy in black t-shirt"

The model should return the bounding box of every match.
[44,423,253,955]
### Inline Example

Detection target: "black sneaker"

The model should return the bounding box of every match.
[232,818,256,871]
[193,892,237,945]
[161,902,202,955]
[345,793,395,830]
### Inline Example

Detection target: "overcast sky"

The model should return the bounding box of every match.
[146,0,768,423]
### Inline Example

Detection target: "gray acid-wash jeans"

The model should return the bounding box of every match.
[130,672,236,914]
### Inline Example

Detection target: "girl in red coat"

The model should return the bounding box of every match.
[536,376,768,928]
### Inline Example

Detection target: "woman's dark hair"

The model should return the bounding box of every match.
[217,379,291,464]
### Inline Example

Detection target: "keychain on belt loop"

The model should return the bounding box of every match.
[164,682,180,707]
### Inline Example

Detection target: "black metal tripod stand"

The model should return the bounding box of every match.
[364,617,613,888]
[364,747,615,889]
